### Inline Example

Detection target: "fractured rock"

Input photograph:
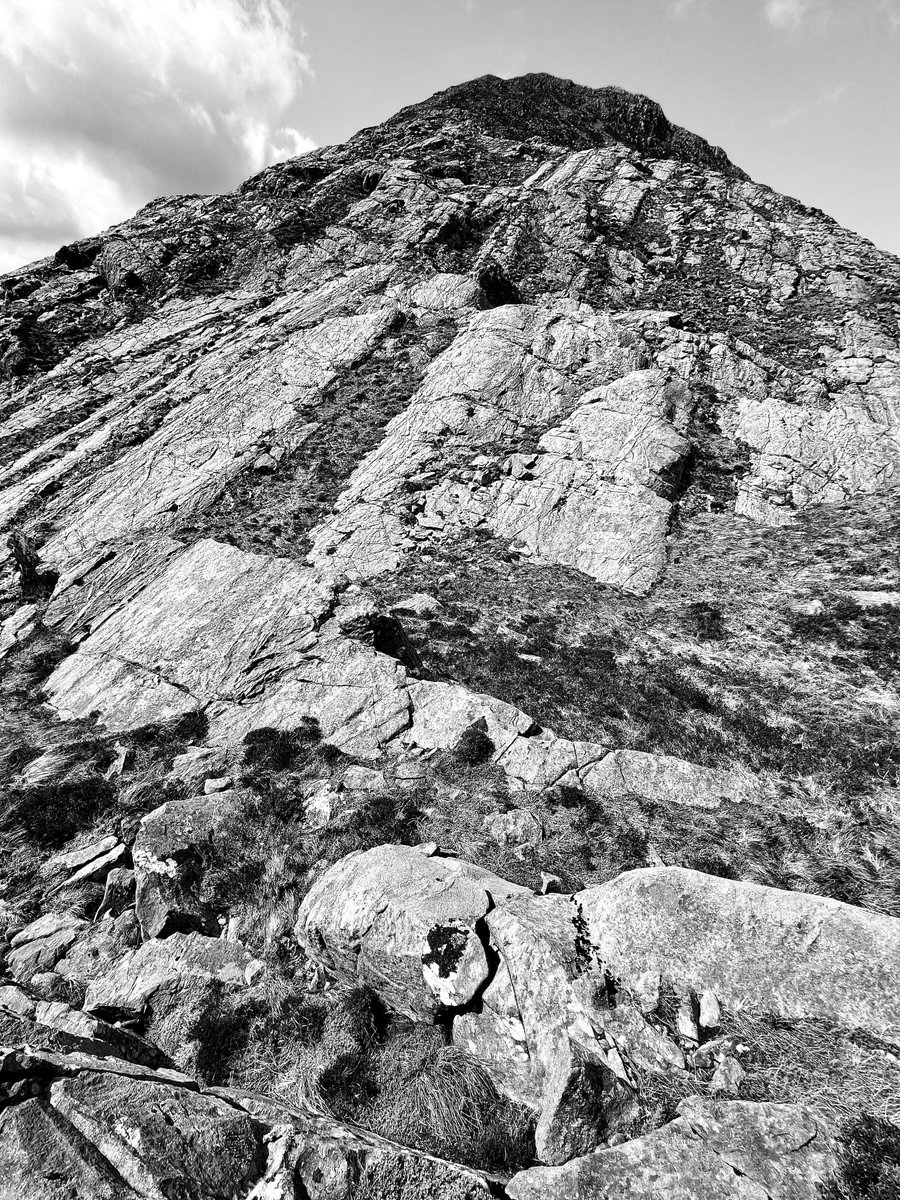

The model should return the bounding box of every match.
[295,843,528,1020]
[51,1072,259,1200]
[0,1099,134,1200]
[507,1097,834,1200]
[133,790,246,939]
[84,932,259,1020]
[579,866,900,1044]
[7,915,88,984]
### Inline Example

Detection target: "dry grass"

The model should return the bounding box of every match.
[190,980,534,1175]
[371,488,900,806]
[720,1011,900,1129]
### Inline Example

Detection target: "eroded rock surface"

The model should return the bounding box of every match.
[1,69,898,1199]
[581,866,900,1044]
[507,1097,834,1200]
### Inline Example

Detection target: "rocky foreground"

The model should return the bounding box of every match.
[0,74,899,1197]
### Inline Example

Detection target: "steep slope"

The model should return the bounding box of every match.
[0,74,898,1198]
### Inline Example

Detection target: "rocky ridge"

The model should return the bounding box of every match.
[0,73,899,1198]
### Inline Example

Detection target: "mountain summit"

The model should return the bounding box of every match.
[0,75,898,1199]
[371,72,745,176]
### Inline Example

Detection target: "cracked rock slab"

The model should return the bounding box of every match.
[50,1072,259,1200]
[42,538,411,758]
[579,866,900,1044]
[507,1097,833,1200]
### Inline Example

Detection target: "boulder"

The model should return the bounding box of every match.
[454,892,645,1161]
[132,791,246,939]
[46,843,127,896]
[83,932,259,1019]
[534,1039,635,1166]
[341,764,386,792]
[0,1099,134,1200]
[96,868,136,919]
[51,1073,259,1200]
[295,843,529,1020]
[52,911,142,991]
[507,1097,834,1200]
[7,915,88,984]
[82,932,262,1073]
[579,866,900,1043]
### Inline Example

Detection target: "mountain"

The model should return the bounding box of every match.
[0,73,898,1199]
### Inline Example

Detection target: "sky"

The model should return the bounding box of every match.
[0,0,898,273]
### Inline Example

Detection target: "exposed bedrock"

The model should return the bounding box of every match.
[298,845,900,1169]
[506,1097,833,1200]
[3,67,900,1199]
[39,535,770,818]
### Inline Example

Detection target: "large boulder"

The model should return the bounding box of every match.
[579,866,900,1043]
[454,893,643,1162]
[300,851,688,1165]
[507,1097,834,1200]
[295,843,528,1020]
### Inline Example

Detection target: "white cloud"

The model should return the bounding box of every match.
[771,81,849,126]
[764,0,819,28]
[0,0,314,273]
[763,0,900,29]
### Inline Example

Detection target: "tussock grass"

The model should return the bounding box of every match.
[822,1113,900,1200]
[190,981,534,1175]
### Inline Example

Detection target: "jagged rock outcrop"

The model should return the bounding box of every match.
[1,70,899,1198]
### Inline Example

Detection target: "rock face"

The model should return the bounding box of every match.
[580,866,900,1044]
[1,69,899,1198]
[296,843,529,1019]
[507,1097,833,1200]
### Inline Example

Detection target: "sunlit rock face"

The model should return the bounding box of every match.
[1,71,899,1199]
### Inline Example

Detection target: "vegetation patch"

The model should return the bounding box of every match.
[190,981,535,1176]
[371,486,900,806]
[174,310,457,559]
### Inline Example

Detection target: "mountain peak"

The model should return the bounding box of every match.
[378,72,746,178]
